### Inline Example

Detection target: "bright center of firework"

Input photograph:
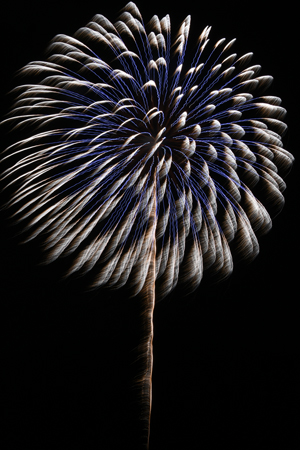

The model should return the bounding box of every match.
[153,127,166,143]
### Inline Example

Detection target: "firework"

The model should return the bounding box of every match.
[1,2,294,447]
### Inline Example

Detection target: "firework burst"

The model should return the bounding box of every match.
[1,2,294,447]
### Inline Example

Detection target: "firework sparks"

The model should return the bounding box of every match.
[1,2,294,447]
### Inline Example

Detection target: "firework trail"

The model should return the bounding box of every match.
[1,2,294,447]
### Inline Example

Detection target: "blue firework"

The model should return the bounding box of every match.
[1,2,294,447]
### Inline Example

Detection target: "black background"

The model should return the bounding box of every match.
[1,1,299,449]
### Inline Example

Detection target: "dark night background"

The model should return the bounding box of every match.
[1,1,299,449]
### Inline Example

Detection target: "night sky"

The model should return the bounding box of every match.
[1,2,299,449]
